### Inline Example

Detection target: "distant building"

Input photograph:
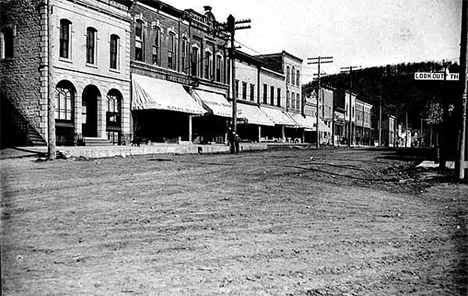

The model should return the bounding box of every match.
[355,99,373,145]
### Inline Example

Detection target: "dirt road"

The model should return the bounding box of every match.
[1,148,467,295]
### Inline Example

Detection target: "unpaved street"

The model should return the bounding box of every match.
[1,148,467,295]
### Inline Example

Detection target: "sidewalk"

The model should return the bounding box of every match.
[1,143,268,160]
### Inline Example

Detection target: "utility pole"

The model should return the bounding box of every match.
[308,56,333,148]
[340,66,360,147]
[379,95,383,147]
[224,15,251,154]
[458,0,468,181]
[47,0,56,160]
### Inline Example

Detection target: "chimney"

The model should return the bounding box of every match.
[204,5,212,12]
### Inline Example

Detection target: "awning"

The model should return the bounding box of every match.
[290,113,316,131]
[192,89,231,118]
[237,103,274,126]
[260,106,298,126]
[131,74,206,115]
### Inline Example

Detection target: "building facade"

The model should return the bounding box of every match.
[355,99,372,145]
[127,1,231,144]
[0,0,132,147]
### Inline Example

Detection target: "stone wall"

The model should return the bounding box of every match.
[0,0,44,139]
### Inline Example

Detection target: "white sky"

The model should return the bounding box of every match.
[164,0,463,82]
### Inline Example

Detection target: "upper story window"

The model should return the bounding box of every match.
[292,66,296,86]
[181,38,187,72]
[270,86,275,105]
[242,82,247,100]
[110,34,119,70]
[0,27,14,59]
[263,84,268,104]
[292,92,295,109]
[215,54,222,82]
[286,66,290,84]
[191,46,199,77]
[86,27,97,65]
[286,90,290,109]
[250,84,255,102]
[135,20,144,62]
[204,51,212,79]
[296,70,300,86]
[235,79,239,98]
[153,27,160,66]
[168,32,176,70]
[59,19,71,59]
[277,88,281,107]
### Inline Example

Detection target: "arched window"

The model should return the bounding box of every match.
[110,34,119,69]
[86,27,97,64]
[107,90,121,127]
[191,46,199,77]
[286,90,290,109]
[286,66,290,84]
[204,51,212,79]
[292,67,296,86]
[55,81,74,121]
[59,19,71,59]
[135,20,144,62]
[168,32,176,69]
[152,27,160,65]
[296,70,300,86]
[181,37,188,72]
[215,54,222,82]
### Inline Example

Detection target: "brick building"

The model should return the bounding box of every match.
[0,0,132,147]
[127,1,231,144]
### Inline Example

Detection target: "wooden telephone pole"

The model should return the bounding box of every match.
[224,15,250,154]
[308,56,333,148]
[458,0,468,181]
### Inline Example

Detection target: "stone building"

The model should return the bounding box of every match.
[0,0,132,147]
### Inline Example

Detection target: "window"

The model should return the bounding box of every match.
[287,91,290,108]
[59,20,71,59]
[153,27,160,65]
[181,38,187,72]
[0,27,13,59]
[250,84,255,102]
[86,27,97,64]
[216,55,222,82]
[135,20,143,62]
[292,67,296,86]
[297,93,301,111]
[270,86,275,105]
[277,88,281,107]
[235,80,239,98]
[286,66,290,84]
[204,51,212,79]
[55,83,74,121]
[107,91,121,127]
[296,70,300,86]
[191,47,199,76]
[110,34,119,69]
[168,32,176,69]
[263,84,268,104]
[292,92,295,109]
[242,82,247,100]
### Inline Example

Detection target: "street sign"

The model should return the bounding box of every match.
[414,72,460,81]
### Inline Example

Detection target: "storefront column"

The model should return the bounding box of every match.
[281,126,286,142]
[302,129,305,143]
[258,126,262,142]
[188,115,193,143]
[225,119,229,144]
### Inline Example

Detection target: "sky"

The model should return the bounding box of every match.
[164,0,463,82]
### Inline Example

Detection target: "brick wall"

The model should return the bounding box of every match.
[0,0,44,138]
